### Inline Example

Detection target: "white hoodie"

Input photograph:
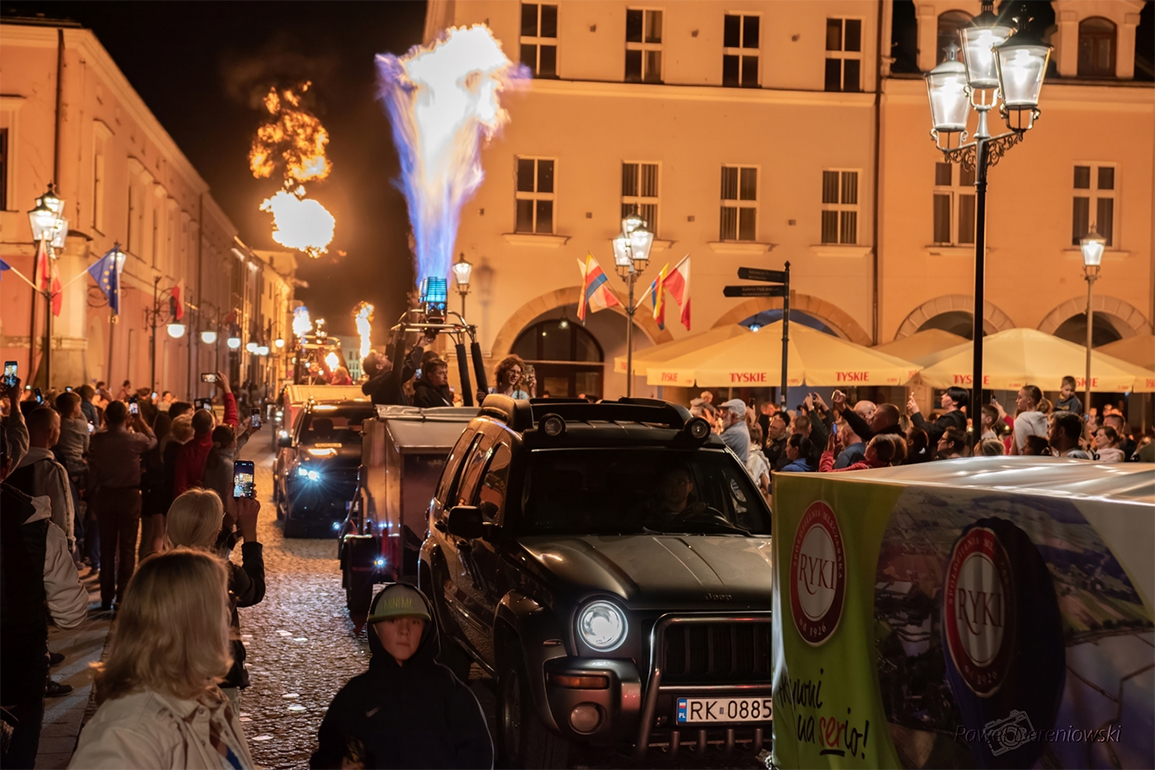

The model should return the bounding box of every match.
[25,495,88,629]
[15,446,76,551]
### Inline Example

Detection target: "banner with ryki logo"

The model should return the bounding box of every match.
[771,466,1154,769]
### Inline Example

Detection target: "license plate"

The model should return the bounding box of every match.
[676,696,772,724]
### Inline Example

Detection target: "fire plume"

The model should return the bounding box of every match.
[260,187,335,258]
[353,302,375,361]
[292,306,312,339]
[376,26,527,286]
[249,83,331,185]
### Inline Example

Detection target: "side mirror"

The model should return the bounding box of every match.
[277,433,292,448]
[447,505,485,540]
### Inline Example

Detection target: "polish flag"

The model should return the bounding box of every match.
[171,279,185,321]
[662,255,691,330]
[37,241,63,316]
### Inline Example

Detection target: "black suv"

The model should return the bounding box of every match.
[274,400,375,538]
[419,396,774,767]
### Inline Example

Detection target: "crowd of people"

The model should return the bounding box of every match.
[0,370,492,770]
[686,376,1153,495]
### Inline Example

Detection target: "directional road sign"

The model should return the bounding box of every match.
[737,267,788,284]
[723,285,789,298]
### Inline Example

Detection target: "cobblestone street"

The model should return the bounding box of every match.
[233,443,370,770]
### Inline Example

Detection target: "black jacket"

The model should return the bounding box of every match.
[412,379,452,409]
[0,483,50,701]
[841,407,905,443]
[223,542,265,689]
[311,584,492,770]
[912,408,967,446]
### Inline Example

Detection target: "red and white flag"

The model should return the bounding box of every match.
[171,279,185,321]
[662,255,691,330]
[37,240,62,316]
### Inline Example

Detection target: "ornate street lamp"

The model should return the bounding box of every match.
[452,253,473,317]
[167,322,187,339]
[1080,226,1106,411]
[925,2,1051,446]
[27,184,67,387]
[611,212,654,397]
[227,334,242,350]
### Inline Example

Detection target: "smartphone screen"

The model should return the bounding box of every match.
[66,386,72,392]
[87,422,95,435]
[35,388,43,403]
[233,460,256,499]
[129,401,139,415]
[200,373,217,383]
[2,361,16,388]
[250,408,261,428]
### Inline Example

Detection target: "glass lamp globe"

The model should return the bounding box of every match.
[227,336,242,350]
[926,44,970,133]
[246,341,259,354]
[960,6,1013,90]
[452,256,473,289]
[1080,227,1106,268]
[628,225,654,268]
[167,322,187,339]
[200,330,218,344]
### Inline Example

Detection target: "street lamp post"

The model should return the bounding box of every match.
[1080,227,1106,413]
[27,184,68,388]
[144,277,186,392]
[611,212,655,398]
[452,253,473,318]
[925,2,1051,446]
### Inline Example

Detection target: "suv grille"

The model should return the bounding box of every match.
[661,621,773,685]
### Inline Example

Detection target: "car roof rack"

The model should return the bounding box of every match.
[480,394,691,432]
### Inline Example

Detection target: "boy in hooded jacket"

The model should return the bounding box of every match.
[310,583,493,770]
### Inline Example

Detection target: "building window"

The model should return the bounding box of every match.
[821,170,859,244]
[824,18,862,92]
[1078,17,1116,77]
[621,162,659,233]
[521,3,558,78]
[720,165,757,241]
[1072,164,1115,246]
[515,157,555,234]
[126,184,135,252]
[723,14,760,87]
[625,8,663,83]
[92,128,109,233]
[936,11,971,63]
[932,162,975,245]
[0,128,8,212]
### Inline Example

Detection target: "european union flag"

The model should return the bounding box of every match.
[87,245,123,315]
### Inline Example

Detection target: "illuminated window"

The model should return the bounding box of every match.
[515,157,555,234]
[720,165,757,242]
[0,128,8,212]
[625,8,663,83]
[821,170,858,245]
[521,3,558,78]
[621,162,659,235]
[936,11,971,63]
[723,14,760,87]
[1078,17,1116,77]
[932,162,975,245]
[92,124,111,234]
[1072,164,1115,246]
[824,18,862,92]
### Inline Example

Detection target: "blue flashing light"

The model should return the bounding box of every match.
[297,467,309,477]
[307,470,321,482]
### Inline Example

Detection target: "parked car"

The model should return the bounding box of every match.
[419,396,775,767]
[274,400,375,538]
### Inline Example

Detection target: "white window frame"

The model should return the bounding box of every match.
[720,164,758,242]
[1072,162,1117,247]
[824,17,863,92]
[932,162,975,246]
[723,13,761,88]
[520,3,558,78]
[514,156,556,235]
[821,169,860,245]
[621,161,660,235]
[625,8,664,83]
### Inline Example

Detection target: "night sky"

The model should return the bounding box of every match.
[6,1,429,340]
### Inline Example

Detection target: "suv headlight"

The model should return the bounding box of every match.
[577,600,627,652]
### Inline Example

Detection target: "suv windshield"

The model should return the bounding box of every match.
[521,448,770,536]
[300,409,370,446]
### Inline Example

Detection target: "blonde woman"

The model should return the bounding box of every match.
[166,489,265,708]
[70,549,254,769]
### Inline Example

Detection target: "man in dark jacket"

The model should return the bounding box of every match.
[412,359,453,408]
[833,391,903,442]
[907,387,969,446]
[311,583,492,769]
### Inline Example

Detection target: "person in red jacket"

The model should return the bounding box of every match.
[173,373,237,499]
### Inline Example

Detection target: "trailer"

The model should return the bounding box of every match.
[339,405,477,614]
[770,457,1154,769]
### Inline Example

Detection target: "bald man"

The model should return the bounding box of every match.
[8,407,75,551]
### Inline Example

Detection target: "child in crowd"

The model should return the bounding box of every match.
[53,391,89,477]
[311,584,492,770]
[1054,375,1083,415]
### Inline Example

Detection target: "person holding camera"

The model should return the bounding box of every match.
[907,387,968,447]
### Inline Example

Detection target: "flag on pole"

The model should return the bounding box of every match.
[86,246,123,315]
[576,254,619,322]
[648,263,669,330]
[171,279,185,321]
[663,255,691,330]
[0,258,10,282]
[37,240,63,316]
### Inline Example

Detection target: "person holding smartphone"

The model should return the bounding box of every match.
[87,400,156,612]
[174,372,237,499]
[202,416,261,532]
